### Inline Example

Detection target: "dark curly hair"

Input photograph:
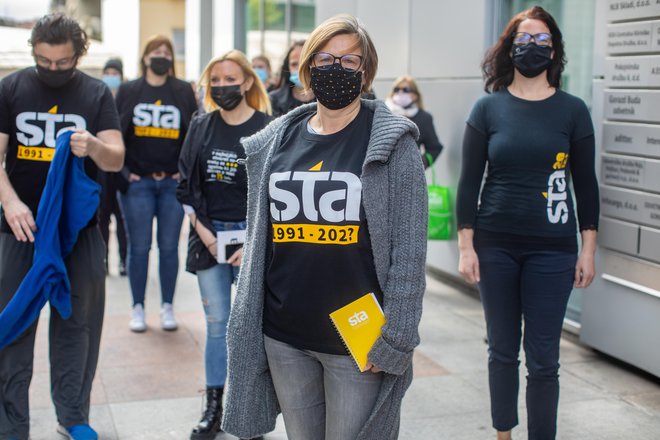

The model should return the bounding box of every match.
[482,6,565,93]
[29,13,89,59]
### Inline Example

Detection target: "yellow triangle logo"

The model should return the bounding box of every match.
[542,192,548,199]
[48,105,58,114]
[155,99,162,105]
[309,161,323,171]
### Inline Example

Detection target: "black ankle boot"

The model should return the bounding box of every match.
[190,387,223,440]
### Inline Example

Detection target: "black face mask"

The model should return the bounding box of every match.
[149,57,172,76]
[310,64,362,110]
[35,64,76,88]
[210,85,244,111]
[512,43,553,78]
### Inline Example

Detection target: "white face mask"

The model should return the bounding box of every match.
[392,92,414,108]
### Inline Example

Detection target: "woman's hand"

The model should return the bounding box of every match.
[128,173,141,182]
[574,251,595,288]
[363,361,382,373]
[458,247,480,284]
[458,228,480,284]
[227,246,243,267]
[575,229,597,288]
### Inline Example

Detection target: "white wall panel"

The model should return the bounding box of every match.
[356,0,411,79]
[410,0,486,78]
[185,0,201,81]
[101,0,140,79]
[418,80,484,278]
[315,0,357,23]
[213,0,235,58]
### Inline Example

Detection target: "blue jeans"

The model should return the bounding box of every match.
[475,246,577,440]
[196,220,244,388]
[119,177,183,306]
[263,335,383,440]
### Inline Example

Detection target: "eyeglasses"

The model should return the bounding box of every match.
[512,32,552,47]
[393,87,413,93]
[311,52,363,72]
[34,54,77,69]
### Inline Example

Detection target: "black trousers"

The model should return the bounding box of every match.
[98,188,127,267]
[0,227,105,440]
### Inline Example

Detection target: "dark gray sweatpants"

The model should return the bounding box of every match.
[0,227,105,440]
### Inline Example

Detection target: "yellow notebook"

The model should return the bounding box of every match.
[329,293,386,372]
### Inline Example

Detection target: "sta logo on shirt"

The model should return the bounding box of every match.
[543,152,569,224]
[132,100,181,139]
[269,161,362,245]
[15,105,86,162]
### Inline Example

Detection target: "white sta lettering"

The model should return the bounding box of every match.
[270,172,300,221]
[546,170,569,224]
[132,103,181,129]
[348,310,368,326]
[16,111,86,147]
[269,171,362,223]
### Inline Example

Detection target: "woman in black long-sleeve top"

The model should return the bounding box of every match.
[456,7,598,440]
[385,75,443,168]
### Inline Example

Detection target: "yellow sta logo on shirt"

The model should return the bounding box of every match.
[270,160,362,245]
[132,100,181,139]
[16,105,86,162]
[542,152,570,224]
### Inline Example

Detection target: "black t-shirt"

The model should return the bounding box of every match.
[0,67,120,232]
[123,82,191,175]
[263,105,383,354]
[201,111,270,221]
[465,89,594,237]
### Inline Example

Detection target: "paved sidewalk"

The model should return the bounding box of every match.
[24,226,660,439]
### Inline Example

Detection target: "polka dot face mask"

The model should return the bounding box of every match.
[310,63,363,110]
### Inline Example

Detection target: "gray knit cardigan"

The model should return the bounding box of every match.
[222,98,428,440]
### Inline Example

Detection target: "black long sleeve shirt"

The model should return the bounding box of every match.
[456,89,599,251]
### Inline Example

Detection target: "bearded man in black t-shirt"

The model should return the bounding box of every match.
[0,13,124,440]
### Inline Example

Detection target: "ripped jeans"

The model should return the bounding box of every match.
[195,220,245,388]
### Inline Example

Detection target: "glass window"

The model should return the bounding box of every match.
[292,0,315,33]
[244,0,315,86]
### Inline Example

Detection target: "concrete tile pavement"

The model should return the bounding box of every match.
[22,229,660,439]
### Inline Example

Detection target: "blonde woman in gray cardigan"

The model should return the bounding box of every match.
[222,14,428,440]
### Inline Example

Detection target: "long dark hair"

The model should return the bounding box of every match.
[276,40,305,89]
[482,6,565,93]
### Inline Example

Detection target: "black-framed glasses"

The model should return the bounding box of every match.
[512,32,552,47]
[311,52,363,72]
[393,86,413,93]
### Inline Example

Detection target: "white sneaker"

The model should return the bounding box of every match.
[160,303,178,331]
[129,304,147,332]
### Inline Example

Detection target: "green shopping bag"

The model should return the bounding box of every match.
[426,154,453,240]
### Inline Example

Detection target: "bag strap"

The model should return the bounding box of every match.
[425,153,436,185]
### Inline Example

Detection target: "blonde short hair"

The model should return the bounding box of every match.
[199,50,272,114]
[388,75,424,110]
[298,14,378,94]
